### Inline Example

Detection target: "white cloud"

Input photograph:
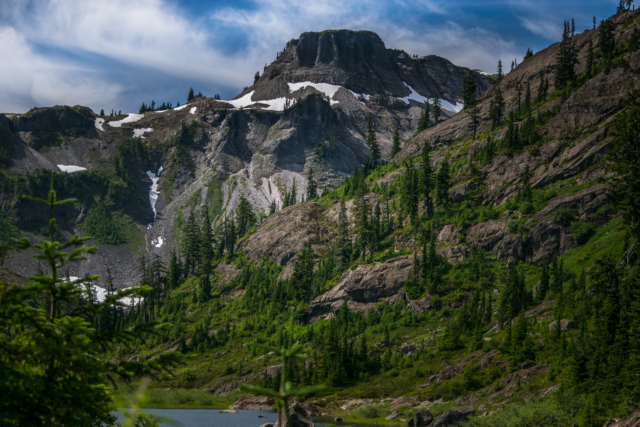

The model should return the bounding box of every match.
[0,0,520,112]
[520,17,562,40]
[0,26,122,113]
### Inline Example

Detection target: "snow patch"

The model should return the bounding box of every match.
[288,81,343,98]
[133,128,153,138]
[398,82,464,113]
[94,118,104,131]
[173,104,189,111]
[226,91,257,109]
[152,236,163,248]
[108,113,144,128]
[477,70,493,76]
[154,110,167,113]
[146,165,162,218]
[189,106,197,114]
[58,165,86,173]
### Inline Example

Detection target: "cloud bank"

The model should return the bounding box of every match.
[0,0,619,113]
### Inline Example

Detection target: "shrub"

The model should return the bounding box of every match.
[520,200,535,215]
[508,219,529,236]
[571,221,596,245]
[552,208,574,226]
[84,198,125,245]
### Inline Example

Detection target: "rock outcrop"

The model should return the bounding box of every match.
[228,395,275,411]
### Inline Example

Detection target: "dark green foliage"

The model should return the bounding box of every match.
[524,48,534,60]
[554,20,579,89]
[608,90,640,258]
[114,138,148,186]
[366,114,381,162]
[0,129,16,168]
[187,87,195,102]
[417,102,430,133]
[571,221,596,245]
[435,157,450,206]
[497,59,504,81]
[236,194,257,237]
[0,174,180,427]
[432,92,442,123]
[419,142,435,217]
[306,168,318,200]
[282,179,298,208]
[553,208,575,226]
[599,19,616,73]
[489,89,505,127]
[391,127,401,157]
[84,198,125,244]
[461,71,477,108]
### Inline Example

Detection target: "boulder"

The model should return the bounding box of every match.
[431,406,474,427]
[229,394,275,411]
[407,410,433,427]
[334,417,343,422]
[549,319,578,332]
[274,402,315,427]
[390,395,418,411]
[218,409,238,413]
[376,339,389,349]
[401,343,417,354]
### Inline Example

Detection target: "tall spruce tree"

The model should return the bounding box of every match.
[391,126,401,157]
[419,141,435,216]
[435,156,450,206]
[554,19,579,88]
[306,168,318,200]
[432,92,442,124]
[184,208,200,274]
[497,59,504,81]
[366,114,381,162]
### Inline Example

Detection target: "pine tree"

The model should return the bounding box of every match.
[523,81,532,113]
[461,71,477,108]
[554,20,579,88]
[524,48,534,60]
[497,60,504,81]
[167,249,181,289]
[269,200,277,215]
[334,197,350,272]
[184,209,200,274]
[390,127,401,157]
[254,71,260,84]
[366,114,381,162]
[306,168,318,200]
[99,109,104,116]
[419,141,435,216]
[236,194,256,237]
[435,156,450,206]
[417,103,430,132]
[468,105,481,139]
[187,87,195,102]
[489,88,505,127]
[599,19,615,74]
[432,92,442,124]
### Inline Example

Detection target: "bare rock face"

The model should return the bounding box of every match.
[548,319,578,332]
[306,256,412,320]
[274,401,314,427]
[430,406,475,427]
[407,410,433,427]
[487,365,549,403]
[238,203,336,270]
[603,406,640,427]
[228,395,275,411]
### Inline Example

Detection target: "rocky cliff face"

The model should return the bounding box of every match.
[0,29,488,289]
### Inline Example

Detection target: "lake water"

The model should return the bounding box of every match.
[112,409,380,427]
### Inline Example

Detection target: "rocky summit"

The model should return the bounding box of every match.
[3,6,640,427]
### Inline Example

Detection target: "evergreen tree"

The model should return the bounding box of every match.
[391,126,401,157]
[461,71,477,108]
[419,141,435,216]
[184,209,200,274]
[523,81,532,112]
[554,19,579,88]
[435,156,450,206]
[489,88,505,127]
[167,249,181,289]
[497,59,504,81]
[187,87,195,102]
[236,194,256,237]
[254,71,260,84]
[417,102,430,132]
[468,105,481,139]
[306,168,318,200]
[432,92,442,124]
[524,48,534,60]
[99,109,104,116]
[334,197,350,272]
[599,19,616,74]
[269,200,277,215]
[366,114,381,162]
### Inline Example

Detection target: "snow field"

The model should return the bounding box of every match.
[108,113,144,128]
[189,107,197,114]
[133,128,153,138]
[58,165,87,173]
[94,118,105,131]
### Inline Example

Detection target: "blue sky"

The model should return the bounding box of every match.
[0,0,620,114]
